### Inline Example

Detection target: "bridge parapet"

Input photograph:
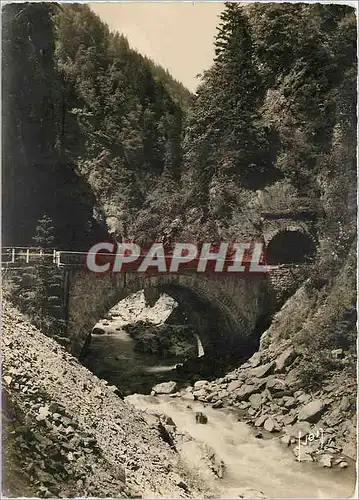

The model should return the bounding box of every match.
[2,247,312,361]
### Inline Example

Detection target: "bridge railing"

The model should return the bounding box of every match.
[56,251,100,267]
[2,248,308,272]
[2,247,57,266]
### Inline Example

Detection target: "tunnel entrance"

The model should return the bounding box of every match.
[266,230,316,265]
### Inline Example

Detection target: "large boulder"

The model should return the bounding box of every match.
[235,384,258,401]
[92,327,106,335]
[298,400,325,423]
[251,361,275,378]
[152,381,178,395]
[193,380,208,389]
[227,380,242,392]
[275,347,296,372]
[285,421,311,438]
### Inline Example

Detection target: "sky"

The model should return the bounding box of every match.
[89,2,224,92]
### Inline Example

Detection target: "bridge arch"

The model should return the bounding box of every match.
[266,229,316,265]
[65,270,268,360]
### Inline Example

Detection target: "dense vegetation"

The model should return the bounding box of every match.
[2,3,357,376]
[124,321,198,359]
[2,3,191,248]
[3,3,356,248]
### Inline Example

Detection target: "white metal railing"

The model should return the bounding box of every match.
[1,247,57,266]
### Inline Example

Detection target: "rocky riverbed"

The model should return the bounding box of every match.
[1,301,210,498]
[152,345,356,470]
[125,393,356,499]
[2,292,357,498]
[82,290,357,495]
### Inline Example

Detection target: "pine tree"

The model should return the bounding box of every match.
[32,214,55,249]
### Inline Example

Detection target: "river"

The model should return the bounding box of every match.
[126,393,356,499]
[81,292,356,499]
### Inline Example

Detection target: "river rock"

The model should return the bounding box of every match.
[275,347,296,372]
[195,412,208,424]
[254,414,267,427]
[210,453,225,478]
[182,392,195,401]
[238,401,250,410]
[227,380,242,392]
[340,395,350,411]
[285,368,302,389]
[193,388,208,401]
[293,446,313,462]
[152,381,177,395]
[249,393,265,410]
[318,454,333,468]
[206,391,219,402]
[237,487,266,498]
[212,400,223,409]
[162,415,176,427]
[264,417,277,432]
[92,327,105,335]
[298,400,325,423]
[248,352,262,367]
[225,372,237,382]
[283,396,297,409]
[297,393,311,403]
[170,473,189,492]
[282,413,297,426]
[251,361,275,378]
[193,380,208,389]
[235,384,257,401]
[326,406,345,426]
[286,421,311,438]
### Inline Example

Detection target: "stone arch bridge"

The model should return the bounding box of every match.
[2,241,314,360]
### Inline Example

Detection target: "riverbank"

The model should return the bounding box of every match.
[2,290,356,498]
[1,301,209,498]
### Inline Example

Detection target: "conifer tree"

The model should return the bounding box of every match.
[32,214,55,249]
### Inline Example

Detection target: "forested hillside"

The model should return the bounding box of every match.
[2,6,357,495]
[2,2,356,255]
[2,3,191,248]
[181,3,356,246]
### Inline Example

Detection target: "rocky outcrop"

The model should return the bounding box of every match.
[1,302,204,498]
[172,340,356,467]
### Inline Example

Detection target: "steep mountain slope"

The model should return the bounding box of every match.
[2,301,209,498]
[2,3,191,248]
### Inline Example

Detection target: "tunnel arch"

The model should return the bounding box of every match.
[266,230,316,265]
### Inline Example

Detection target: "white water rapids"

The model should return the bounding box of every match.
[125,394,356,499]
[85,291,356,499]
